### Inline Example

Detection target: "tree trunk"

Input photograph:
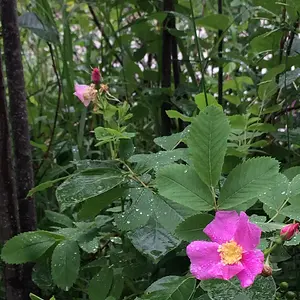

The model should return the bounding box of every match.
[0,51,23,300]
[1,0,38,297]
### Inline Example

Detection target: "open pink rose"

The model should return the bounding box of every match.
[186,211,264,288]
[74,84,97,107]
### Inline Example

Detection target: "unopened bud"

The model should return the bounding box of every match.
[91,67,101,84]
[261,264,272,277]
[280,223,299,241]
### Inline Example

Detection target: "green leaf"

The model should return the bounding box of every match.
[223,76,253,92]
[218,157,279,209]
[19,12,58,44]
[156,164,215,211]
[194,93,221,111]
[129,149,188,172]
[109,274,125,300]
[51,240,80,291]
[119,139,135,160]
[56,169,124,211]
[28,176,69,197]
[154,127,189,150]
[45,210,73,227]
[166,110,193,122]
[115,188,153,231]
[250,30,282,54]
[78,187,125,220]
[153,196,195,234]
[288,174,300,197]
[32,260,53,290]
[1,231,59,264]
[200,276,276,300]
[258,174,289,218]
[175,214,214,242]
[128,218,181,263]
[88,267,113,300]
[187,106,230,188]
[196,15,232,31]
[141,276,196,300]
[284,166,300,180]
[30,294,44,300]
[250,215,284,232]
[223,95,241,105]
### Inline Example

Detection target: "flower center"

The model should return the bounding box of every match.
[218,240,243,265]
[83,84,97,101]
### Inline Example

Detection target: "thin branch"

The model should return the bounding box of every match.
[88,5,123,66]
[35,43,61,176]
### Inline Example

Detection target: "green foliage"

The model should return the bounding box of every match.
[1,231,61,264]
[140,276,196,300]
[156,164,215,211]
[218,157,280,209]
[4,0,300,299]
[187,106,230,188]
[51,240,80,290]
[200,276,276,300]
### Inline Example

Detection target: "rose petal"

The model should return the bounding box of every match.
[187,241,223,280]
[234,212,261,251]
[203,211,239,243]
[236,249,264,288]
[220,263,244,280]
[74,84,91,107]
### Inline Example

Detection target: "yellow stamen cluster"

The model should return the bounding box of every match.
[218,240,243,265]
[83,84,97,101]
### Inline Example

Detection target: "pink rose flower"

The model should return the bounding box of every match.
[74,83,97,107]
[186,211,264,288]
[280,223,299,241]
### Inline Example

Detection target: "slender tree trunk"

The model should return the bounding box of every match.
[0,52,23,300]
[1,0,38,297]
[161,0,174,136]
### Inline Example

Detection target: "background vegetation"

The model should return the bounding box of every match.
[1,0,300,299]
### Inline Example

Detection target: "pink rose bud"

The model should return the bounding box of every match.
[261,264,272,277]
[91,68,101,84]
[280,223,299,241]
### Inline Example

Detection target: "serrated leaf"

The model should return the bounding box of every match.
[88,267,113,300]
[154,127,189,151]
[51,240,80,290]
[284,166,300,180]
[128,218,181,263]
[115,188,153,231]
[187,106,230,188]
[45,210,73,227]
[194,93,221,110]
[175,214,214,242]
[129,149,188,172]
[250,215,284,232]
[78,187,125,220]
[154,196,195,234]
[141,276,196,300]
[200,276,276,300]
[156,164,215,211]
[258,173,289,217]
[56,169,124,211]
[1,231,59,264]
[218,157,279,209]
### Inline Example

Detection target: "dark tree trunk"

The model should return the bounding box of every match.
[1,0,38,297]
[161,0,174,136]
[0,52,23,300]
